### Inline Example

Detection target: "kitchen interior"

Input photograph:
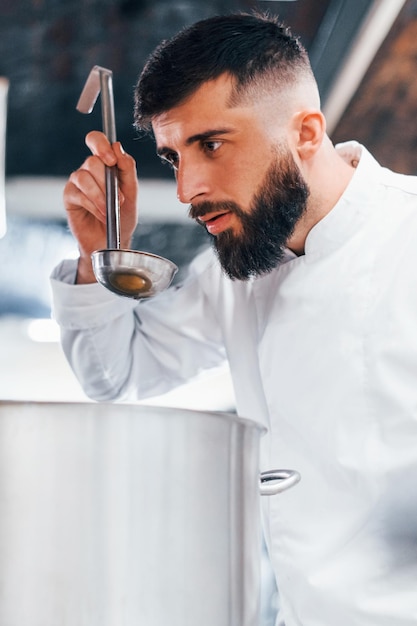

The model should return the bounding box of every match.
[1,0,416,404]
[0,0,416,624]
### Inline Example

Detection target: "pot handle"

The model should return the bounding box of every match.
[260,469,301,495]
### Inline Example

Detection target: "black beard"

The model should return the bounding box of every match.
[189,151,310,280]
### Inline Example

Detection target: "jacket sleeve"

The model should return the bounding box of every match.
[50,251,227,402]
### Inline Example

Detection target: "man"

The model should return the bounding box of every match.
[51,12,417,626]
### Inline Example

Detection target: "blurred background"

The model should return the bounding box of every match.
[0,0,416,403]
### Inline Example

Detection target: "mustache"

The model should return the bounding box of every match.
[188,200,243,220]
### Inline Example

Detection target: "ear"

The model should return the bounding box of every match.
[292,110,326,160]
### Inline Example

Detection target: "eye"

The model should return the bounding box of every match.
[203,140,222,154]
[159,152,179,170]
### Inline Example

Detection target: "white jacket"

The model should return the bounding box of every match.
[51,142,417,625]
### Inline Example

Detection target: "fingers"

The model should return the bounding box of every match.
[64,131,139,257]
[84,131,138,204]
[84,132,136,174]
[85,130,117,166]
[111,142,138,206]
[65,156,108,222]
[64,144,133,218]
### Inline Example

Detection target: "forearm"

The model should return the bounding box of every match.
[60,317,138,402]
[51,251,227,402]
[51,259,140,401]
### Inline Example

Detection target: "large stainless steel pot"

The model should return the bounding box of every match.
[0,401,299,626]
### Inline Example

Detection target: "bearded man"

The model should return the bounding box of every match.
[51,12,417,626]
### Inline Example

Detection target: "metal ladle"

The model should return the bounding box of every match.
[76,65,178,299]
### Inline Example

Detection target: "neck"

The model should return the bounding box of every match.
[287,137,356,255]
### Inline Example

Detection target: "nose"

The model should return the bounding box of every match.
[175,159,211,205]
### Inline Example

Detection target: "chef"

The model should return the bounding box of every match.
[51,12,417,626]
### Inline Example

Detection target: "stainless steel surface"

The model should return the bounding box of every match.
[76,64,106,115]
[260,469,301,495]
[91,248,178,299]
[76,65,178,299]
[100,69,120,249]
[0,401,298,626]
[76,65,120,249]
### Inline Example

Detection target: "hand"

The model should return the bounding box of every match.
[64,130,139,284]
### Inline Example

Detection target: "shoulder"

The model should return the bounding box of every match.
[380,167,417,198]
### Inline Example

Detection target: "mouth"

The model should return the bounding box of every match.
[197,210,234,235]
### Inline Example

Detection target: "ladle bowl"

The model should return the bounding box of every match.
[92,249,178,299]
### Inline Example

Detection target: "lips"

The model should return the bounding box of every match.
[198,211,233,235]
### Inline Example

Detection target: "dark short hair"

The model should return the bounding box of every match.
[134,12,313,132]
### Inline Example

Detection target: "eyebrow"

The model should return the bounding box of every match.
[157,127,233,157]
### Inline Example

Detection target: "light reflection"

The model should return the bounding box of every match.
[26,318,60,343]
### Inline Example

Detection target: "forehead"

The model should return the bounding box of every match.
[151,74,255,145]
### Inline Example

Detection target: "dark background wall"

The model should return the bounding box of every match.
[2,0,416,319]
[1,0,338,320]
[3,0,416,179]
[1,0,324,179]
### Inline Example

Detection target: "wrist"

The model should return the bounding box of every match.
[75,255,97,284]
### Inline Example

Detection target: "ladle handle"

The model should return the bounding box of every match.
[99,70,120,250]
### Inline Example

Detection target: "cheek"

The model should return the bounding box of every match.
[220,155,269,203]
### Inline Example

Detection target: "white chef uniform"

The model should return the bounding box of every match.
[51,142,417,625]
